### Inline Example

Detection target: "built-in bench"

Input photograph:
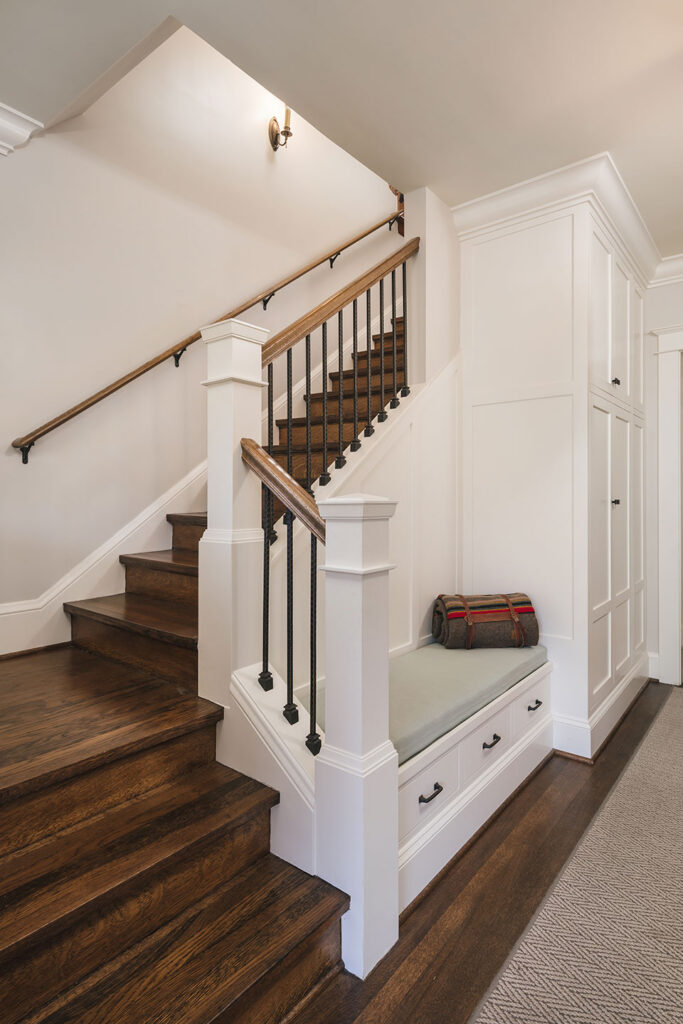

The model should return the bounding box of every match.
[302,641,553,911]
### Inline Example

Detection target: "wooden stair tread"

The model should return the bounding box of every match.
[119,549,198,575]
[166,512,207,526]
[0,763,278,964]
[44,854,349,1024]
[0,648,221,803]
[64,593,198,648]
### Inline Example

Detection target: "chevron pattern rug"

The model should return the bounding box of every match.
[472,686,683,1024]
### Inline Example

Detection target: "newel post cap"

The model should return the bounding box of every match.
[200,318,270,346]
[318,493,397,522]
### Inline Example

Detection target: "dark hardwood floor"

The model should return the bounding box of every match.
[293,681,671,1024]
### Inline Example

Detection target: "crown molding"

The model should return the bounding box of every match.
[451,152,661,284]
[0,102,42,155]
[650,253,683,289]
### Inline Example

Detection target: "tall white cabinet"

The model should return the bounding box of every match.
[455,154,655,759]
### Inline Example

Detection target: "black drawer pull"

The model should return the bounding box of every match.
[611,498,620,506]
[528,698,543,712]
[482,733,501,750]
[611,377,621,385]
[419,782,443,805]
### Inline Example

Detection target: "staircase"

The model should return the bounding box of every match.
[0,511,348,1023]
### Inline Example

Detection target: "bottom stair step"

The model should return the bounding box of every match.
[30,855,349,1024]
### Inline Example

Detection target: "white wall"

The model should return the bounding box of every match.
[0,27,398,613]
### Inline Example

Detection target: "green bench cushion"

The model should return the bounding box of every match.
[301,643,547,765]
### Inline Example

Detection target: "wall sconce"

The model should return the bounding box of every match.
[269,106,293,151]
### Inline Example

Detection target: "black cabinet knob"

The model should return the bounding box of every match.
[612,498,621,506]
[611,377,621,385]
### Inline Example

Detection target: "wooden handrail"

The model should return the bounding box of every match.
[11,211,403,459]
[241,438,325,544]
[261,237,420,366]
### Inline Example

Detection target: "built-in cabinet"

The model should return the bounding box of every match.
[457,155,653,759]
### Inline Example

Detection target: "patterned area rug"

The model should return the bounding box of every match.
[472,687,683,1024]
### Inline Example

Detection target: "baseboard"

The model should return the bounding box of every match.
[397,714,553,913]
[553,654,650,760]
[648,652,659,679]
[0,461,207,655]
[224,663,316,875]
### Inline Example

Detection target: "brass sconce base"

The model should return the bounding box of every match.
[269,117,282,151]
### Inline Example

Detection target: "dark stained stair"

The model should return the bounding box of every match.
[0,501,348,1022]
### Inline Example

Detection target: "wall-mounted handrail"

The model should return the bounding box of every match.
[11,210,403,462]
[261,237,419,367]
[241,437,325,544]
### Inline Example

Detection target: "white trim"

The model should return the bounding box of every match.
[648,652,660,679]
[452,152,659,285]
[200,374,267,388]
[317,740,396,777]
[649,254,683,289]
[320,563,397,578]
[0,102,42,156]
[0,460,207,654]
[200,318,269,345]
[201,527,262,545]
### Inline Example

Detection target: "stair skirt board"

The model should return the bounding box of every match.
[223,664,317,876]
[396,662,553,914]
[0,461,207,656]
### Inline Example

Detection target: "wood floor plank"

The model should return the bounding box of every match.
[292,682,671,1024]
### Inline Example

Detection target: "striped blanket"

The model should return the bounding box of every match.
[432,593,539,649]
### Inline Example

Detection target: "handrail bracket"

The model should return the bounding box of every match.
[262,292,275,311]
[172,347,187,367]
[329,252,341,269]
[20,442,35,465]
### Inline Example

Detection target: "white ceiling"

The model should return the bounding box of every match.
[2,0,683,254]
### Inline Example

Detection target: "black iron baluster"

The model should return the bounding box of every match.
[267,362,277,544]
[259,482,273,691]
[401,260,410,396]
[282,502,298,724]
[305,334,312,493]
[364,289,374,437]
[259,365,274,691]
[283,348,298,725]
[335,310,346,468]
[305,532,321,755]
[286,348,293,478]
[377,277,387,421]
[390,268,400,408]
[350,298,361,451]
[320,322,331,485]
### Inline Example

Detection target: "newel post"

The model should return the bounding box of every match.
[198,318,269,703]
[315,494,399,979]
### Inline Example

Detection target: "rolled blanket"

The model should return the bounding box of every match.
[432,593,539,649]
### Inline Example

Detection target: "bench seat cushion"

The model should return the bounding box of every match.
[304,643,547,765]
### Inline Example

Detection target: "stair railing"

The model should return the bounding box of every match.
[243,235,419,754]
[241,438,324,754]
[11,210,404,463]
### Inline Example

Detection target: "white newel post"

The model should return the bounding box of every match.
[198,319,269,703]
[315,494,399,980]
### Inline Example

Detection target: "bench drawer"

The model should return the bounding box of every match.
[511,672,551,737]
[398,744,459,843]
[460,705,512,787]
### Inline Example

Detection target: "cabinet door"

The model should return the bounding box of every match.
[611,408,631,685]
[589,230,611,390]
[631,416,646,657]
[589,396,613,704]
[611,261,631,402]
